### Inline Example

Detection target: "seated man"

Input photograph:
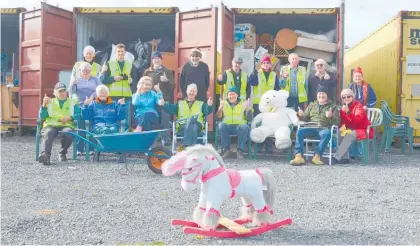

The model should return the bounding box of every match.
[161,83,213,149]
[331,89,373,164]
[81,85,127,135]
[216,86,253,159]
[290,86,340,165]
[38,82,80,165]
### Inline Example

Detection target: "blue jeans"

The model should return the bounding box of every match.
[219,123,250,151]
[77,118,86,153]
[134,112,159,131]
[295,127,331,155]
[349,142,363,157]
[178,117,202,146]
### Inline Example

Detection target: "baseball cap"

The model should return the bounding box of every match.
[54,82,67,91]
[233,56,243,63]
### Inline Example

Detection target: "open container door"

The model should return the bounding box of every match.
[219,3,235,100]
[19,2,76,127]
[336,0,345,102]
[174,7,218,131]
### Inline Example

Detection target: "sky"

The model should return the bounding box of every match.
[1,0,420,47]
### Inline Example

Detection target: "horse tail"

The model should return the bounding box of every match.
[258,168,276,208]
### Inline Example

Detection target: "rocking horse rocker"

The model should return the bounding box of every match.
[162,144,292,238]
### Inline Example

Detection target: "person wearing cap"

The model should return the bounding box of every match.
[68,61,102,156]
[308,58,337,103]
[216,86,253,159]
[179,48,210,102]
[143,51,175,145]
[348,67,377,109]
[38,82,81,165]
[290,86,340,165]
[161,83,213,149]
[330,88,374,164]
[70,45,102,85]
[347,66,377,158]
[217,56,249,100]
[100,43,136,128]
[279,53,309,111]
[248,55,281,153]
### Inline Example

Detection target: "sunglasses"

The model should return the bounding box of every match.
[342,95,352,99]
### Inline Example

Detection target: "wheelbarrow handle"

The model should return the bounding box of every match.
[61,130,101,151]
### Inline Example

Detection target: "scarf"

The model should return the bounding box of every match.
[351,81,369,105]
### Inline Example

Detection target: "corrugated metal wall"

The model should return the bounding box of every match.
[344,17,401,113]
[76,14,109,61]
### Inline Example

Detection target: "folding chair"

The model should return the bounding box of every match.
[35,118,78,161]
[297,122,339,165]
[214,120,252,159]
[171,116,208,153]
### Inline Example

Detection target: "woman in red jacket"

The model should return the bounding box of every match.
[332,88,373,164]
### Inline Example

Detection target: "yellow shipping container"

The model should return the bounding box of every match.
[344,11,420,141]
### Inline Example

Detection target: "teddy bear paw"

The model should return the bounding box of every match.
[275,138,292,150]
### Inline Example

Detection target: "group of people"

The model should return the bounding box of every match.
[37,44,378,166]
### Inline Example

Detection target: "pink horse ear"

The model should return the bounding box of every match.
[205,155,215,160]
[162,151,188,176]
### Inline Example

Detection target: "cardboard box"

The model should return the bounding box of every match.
[234,23,256,34]
[244,33,257,49]
[234,32,246,48]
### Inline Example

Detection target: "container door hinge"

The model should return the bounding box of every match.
[400,56,406,61]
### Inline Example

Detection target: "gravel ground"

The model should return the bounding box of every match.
[1,136,420,245]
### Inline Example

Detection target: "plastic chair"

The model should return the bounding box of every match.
[171,116,208,153]
[214,120,252,159]
[35,118,78,161]
[297,122,338,165]
[352,108,383,164]
[379,100,414,155]
[251,124,294,162]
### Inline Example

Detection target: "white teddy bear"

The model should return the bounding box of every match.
[250,90,299,149]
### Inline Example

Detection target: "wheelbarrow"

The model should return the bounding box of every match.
[65,129,172,174]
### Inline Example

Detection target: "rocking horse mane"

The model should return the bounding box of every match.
[184,144,225,167]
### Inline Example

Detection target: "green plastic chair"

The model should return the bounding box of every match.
[35,119,78,161]
[379,100,414,155]
[215,120,252,159]
[352,108,383,164]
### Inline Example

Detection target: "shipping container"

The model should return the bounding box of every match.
[1,7,26,128]
[344,11,420,141]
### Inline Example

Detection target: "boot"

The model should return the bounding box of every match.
[59,154,67,162]
[290,153,305,165]
[312,154,323,165]
[39,153,51,165]
[221,149,231,159]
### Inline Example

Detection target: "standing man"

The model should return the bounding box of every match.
[307,58,337,103]
[100,43,135,128]
[280,53,309,111]
[216,56,249,100]
[143,51,175,145]
[179,48,210,102]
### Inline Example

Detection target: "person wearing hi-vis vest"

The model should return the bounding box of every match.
[248,55,281,154]
[38,82,81,166]
[216,56,250,101]
[279,53,309,111]
[161,83,214,149]
[216,86,253,159]
[69,45,102,85]
[100,43,135,129]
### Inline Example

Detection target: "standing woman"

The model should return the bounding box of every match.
[70,45,103,84]
[68,62,102,156]
[348,66,377,158]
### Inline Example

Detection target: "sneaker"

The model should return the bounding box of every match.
[312,154,324,165]
[38,154,51,165]
[290,153,305,165]
[331,157,350,164]
[59,155,67,162]
[77,151,83,156]
[221,149,231,159]
[236,149,245,159]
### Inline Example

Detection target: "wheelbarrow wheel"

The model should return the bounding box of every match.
[147,146,172,174]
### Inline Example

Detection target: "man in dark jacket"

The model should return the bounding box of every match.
[307,58,337,103]
[143,51,174,145]
[179,48,210,102]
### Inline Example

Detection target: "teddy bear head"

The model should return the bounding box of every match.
[258,90,289,113]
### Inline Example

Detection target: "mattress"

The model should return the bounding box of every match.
[296,37,337,53]
[293,46,335,63]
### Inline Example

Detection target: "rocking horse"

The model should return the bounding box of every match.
[162,144,292,238]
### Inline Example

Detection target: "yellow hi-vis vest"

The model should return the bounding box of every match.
[281,65,308,103]
[177,100,204,130]
[44,98,76,129]
[252,70,276,104]
[108,60,133,97]
[223,70,247,100]
[74,61,101,78]
[222,101,247,125]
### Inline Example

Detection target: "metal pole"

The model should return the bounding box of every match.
[340,0,346,90]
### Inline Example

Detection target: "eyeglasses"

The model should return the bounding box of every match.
[342,96,352,99]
